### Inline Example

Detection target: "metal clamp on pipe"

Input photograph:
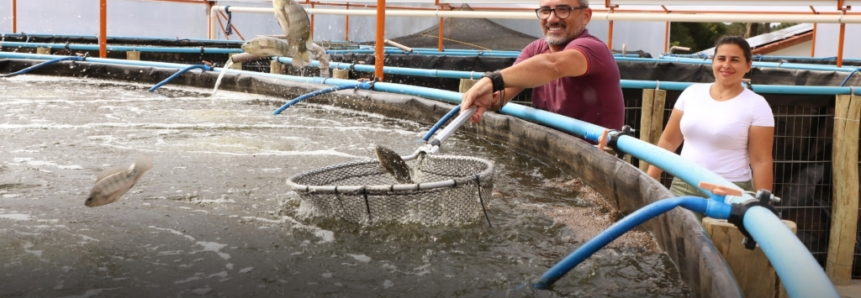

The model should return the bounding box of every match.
[606,125,635,159]
[727,190,782,250]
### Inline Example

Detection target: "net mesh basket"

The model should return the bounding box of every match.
[287,154,494,226]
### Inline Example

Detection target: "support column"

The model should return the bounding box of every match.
[638,88,666,172]
[826,93,860,285]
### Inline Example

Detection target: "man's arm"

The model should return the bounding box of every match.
[461,49,589,123]
[499,49,589,88]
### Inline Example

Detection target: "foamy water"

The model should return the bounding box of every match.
[0,75,688,297]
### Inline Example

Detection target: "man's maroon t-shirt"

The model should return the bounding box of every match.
[514,30,625,130]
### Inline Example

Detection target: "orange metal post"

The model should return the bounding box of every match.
[664,21,669,53]
[837,23,845,67]
[607,21,614,50]
[99,0,107,58]
[345,3,350,41]
[607,7,614,50]
[215,12,229,40]
[375,0,385,81]
[207,1,215,39]
[438,17,444,52]
[12,0,16,33]
[810,23,817,57]
[217,10,245,41]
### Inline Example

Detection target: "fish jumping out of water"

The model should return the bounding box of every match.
[241,36,293,58]
[273,0,313,68]
[85,156,153,207]
[374,146,413,184]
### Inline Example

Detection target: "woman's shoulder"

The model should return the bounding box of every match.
[683,83,712,92]
[679,83,712,98]
[741,88,770,106]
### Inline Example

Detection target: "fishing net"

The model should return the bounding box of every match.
[287,153,494,226]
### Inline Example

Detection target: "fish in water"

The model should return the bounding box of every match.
[85,156,153,207]
[374,146,413,184]
[273,0,313,68]
[241,36,292,58]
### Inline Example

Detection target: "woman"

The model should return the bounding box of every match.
[647,36,774,198]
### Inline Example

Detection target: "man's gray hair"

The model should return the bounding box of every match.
[578,0,589,7]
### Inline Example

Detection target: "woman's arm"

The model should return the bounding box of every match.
[646,108,685,179]
[748,125,775,192]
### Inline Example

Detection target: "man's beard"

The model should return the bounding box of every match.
[545,22,585,46]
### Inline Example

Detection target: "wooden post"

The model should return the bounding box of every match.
[826,93,860,285]
[638,88,666,172]
[459,79,479,93]
[126,51,140,60]
[36,47,51,55]
[703,218,797,298]
[333,68,349,79]
[227,53,242,70]
[270,60,282,74]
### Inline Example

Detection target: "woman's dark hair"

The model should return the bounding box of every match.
[714,36,752,62]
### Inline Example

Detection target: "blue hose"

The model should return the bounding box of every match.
[421,104,461,141]
[273,81,372,115]
[0,56,83,77]
[147,64,212,92]
[534,196,732,289]
[839,68,860,87]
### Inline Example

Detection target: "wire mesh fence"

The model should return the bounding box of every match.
[624,91,844,273]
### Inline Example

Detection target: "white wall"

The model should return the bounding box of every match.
[813,23,861,59]
[492,18,668,56]
[767,40,813,57]
[587,20,667,56]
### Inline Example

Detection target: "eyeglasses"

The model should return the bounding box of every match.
[535,5,588,20]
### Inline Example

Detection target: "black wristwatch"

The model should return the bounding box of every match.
[482,71,505,92]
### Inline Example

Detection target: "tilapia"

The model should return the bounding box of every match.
[241,36,293,58]
[374,146,413,184]
[273,0,313,68]
[85,156,153,207]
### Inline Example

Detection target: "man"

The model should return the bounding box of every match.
[460,0,624,131]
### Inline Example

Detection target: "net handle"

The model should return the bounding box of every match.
[402,106,476,160]
[429,106,476,146]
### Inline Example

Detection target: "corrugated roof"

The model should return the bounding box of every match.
[698,23,813,55]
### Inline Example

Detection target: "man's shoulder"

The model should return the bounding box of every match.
[564,32,608,50]
[522,39,548,56]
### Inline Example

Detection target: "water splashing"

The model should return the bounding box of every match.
[210,59,234,98]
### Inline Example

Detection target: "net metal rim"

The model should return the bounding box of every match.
[286,154,494,195]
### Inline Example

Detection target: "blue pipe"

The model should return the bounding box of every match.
[278,57,859,95]
[1,41,243,54]
[643,56,858,72]
[147,64,211,92]
[0,55,83,77]
[669,53,861,64]
[0,52,838,297]
[272,82,371,115]
[0,33,245,45]
[421,104,461,141]
[534,196,732,289]
[277,57,486,80]
[324,48,521,58]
